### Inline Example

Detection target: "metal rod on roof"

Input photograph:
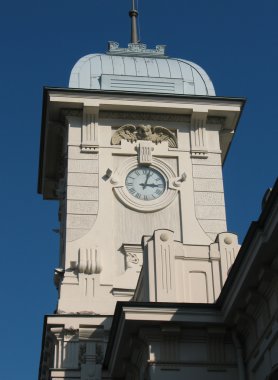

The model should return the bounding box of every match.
[129,0,139,43]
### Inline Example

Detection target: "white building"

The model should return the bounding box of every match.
[38,6,278,380]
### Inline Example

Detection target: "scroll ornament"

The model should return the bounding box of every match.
[111,124,177,148]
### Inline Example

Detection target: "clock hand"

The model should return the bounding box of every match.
[147,183,160,188]
[143,170,151,189]
[139,183,159,188]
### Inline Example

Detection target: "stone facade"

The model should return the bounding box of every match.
[104,183,278,380]
[37,60,277,380]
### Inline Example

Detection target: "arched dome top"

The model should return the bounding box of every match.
[69,44,215,96]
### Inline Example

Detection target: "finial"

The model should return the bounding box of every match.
[129,0,139,43]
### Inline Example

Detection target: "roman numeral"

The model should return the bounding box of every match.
[135,193,141,199]
[155,189,162,195]
[129,188,136,194]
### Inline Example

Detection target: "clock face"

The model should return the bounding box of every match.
[125,166,166,201]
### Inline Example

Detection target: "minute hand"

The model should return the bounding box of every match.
[139,183,159,188]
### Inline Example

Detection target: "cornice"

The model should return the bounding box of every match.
[103,301,223,369]
[43,86,246,105]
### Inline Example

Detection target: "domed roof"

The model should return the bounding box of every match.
[69,43,215,96]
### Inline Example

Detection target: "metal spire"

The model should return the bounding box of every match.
[129,0,139,43]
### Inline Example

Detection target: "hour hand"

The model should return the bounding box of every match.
[143,171,151,189]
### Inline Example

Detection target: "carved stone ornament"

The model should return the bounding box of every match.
[111,124,177,148]
[111,124,137,144]
[107,41,167,58]
[127,252,139,265]
[122,244,143,269]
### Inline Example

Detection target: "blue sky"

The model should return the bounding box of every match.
[0,1,277,379]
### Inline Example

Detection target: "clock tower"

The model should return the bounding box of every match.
[38,5,244,379]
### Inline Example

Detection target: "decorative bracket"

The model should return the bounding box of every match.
[122,244,143,270]
[78,248,102,274]
[137,141,154,165]
[172,172,187,188]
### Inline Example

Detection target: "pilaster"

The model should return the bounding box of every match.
[190,111,208,158]
[81,106,99,153]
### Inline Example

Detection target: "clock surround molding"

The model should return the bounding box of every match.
[111,156,181,212]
